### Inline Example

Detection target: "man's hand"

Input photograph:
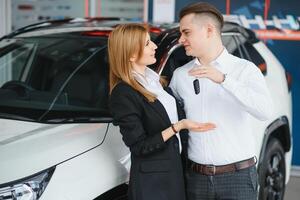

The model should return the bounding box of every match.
[188,65,225,84]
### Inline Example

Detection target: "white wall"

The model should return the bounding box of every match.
[0,0,12,38]
[11,0,85,30]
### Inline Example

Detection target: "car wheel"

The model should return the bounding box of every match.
[259,138,286,200]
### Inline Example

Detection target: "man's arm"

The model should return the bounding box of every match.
[220,62,273,120]
[189,62,273,120]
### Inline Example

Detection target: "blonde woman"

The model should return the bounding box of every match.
[108,24,215,200]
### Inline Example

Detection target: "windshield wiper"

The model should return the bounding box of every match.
[45,116,112,123]
[0,112,34,122]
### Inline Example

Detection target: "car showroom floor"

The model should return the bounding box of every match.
[285,175,300,199]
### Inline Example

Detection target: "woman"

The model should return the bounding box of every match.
[108,24,215,200]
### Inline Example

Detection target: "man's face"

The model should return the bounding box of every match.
[179,13,208,58]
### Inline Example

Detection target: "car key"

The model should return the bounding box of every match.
[193,79,200,94]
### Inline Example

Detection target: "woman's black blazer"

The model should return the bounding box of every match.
[109,82,186,200]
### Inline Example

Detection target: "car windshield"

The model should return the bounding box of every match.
[0,35,110,122]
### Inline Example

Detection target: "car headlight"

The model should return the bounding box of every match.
[0,167,55,200]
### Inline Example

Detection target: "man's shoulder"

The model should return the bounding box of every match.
[227,53,257,71]
[228,53,247,64]
[173,59,195,75]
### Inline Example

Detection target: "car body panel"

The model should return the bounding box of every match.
[0,118,108,183]
[253,42,293,184]
[40,125,130,200]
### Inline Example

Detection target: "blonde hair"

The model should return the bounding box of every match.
[108,23,156,102]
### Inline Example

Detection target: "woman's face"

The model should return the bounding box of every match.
[134,33,157,67]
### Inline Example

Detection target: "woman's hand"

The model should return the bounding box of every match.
[176,119,216,132]
[163,119,215,142]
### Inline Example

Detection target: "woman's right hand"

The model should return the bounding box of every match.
[176,119,216,132]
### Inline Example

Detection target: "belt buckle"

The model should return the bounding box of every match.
[207,165,216,175]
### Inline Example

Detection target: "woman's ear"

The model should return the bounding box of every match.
[130,52,138,62]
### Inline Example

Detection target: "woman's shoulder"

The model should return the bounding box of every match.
[111,81,135,95]
[109,82,144,113]
[110,81,141,101]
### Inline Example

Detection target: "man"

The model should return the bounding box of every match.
[170,2,274,200]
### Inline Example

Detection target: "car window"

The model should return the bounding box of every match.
[222,35,267,75]
[47,46,109,109]
[0,41,36,84]
[222,35,244,58]
[160,45,193,83]
[0,36,110,122]
[242,40,267,75]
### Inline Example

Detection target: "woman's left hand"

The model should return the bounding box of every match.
[177,119,216,132]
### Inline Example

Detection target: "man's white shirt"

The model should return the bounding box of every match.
[169,48,273,165]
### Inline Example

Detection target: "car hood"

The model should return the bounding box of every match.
[0,118,108,184]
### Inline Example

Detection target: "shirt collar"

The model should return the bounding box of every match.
[193,47,230,71]
[132,67,160,87]
[212,47,230,70]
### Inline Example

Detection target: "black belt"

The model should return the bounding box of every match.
[188,157,256,176]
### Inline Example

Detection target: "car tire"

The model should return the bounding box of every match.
[258,138,286,200]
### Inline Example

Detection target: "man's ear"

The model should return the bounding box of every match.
[206,23,215,38]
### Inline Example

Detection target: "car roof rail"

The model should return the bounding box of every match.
[85,17,123,21]
[0,18,77,40]
[223,21,259,43]
[0,17,124,40]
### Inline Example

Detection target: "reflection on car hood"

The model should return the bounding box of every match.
[0,118,108,184]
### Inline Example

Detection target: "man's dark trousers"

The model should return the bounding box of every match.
[186,165,258,200]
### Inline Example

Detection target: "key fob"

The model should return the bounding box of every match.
[193,79,200,94]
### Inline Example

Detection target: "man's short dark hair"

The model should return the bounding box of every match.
[179,2,224,30]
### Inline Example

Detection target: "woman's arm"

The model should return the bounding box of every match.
[110,84,216,156]
[110,84,167,156]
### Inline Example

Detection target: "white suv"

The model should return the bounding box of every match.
[0,19,292,200]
